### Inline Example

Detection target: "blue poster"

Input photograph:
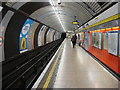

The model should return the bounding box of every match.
[19,18,34,53]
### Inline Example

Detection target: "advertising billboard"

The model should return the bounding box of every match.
[92,33,94,46]
[108,31,118,56]
[38,25,47,46]
[98,32,102,49]
[84,32,90,50]
[81,33,85,46]
[119,31,120,58]
[92,32,102,49]
[19,18,34,53]
[103,32,108,50]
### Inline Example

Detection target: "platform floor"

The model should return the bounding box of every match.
[53,39,118,88]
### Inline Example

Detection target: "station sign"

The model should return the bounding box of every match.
[72,21,79,25]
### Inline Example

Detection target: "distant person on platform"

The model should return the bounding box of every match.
[71,34,77,48]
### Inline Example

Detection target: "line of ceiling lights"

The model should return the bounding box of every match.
[0,6,3,12]
[49,0,66,32]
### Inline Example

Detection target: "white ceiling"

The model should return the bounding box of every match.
[30,2,95,32]
[4,1,116,32]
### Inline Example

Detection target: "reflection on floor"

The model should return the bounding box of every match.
[53,39,118,88]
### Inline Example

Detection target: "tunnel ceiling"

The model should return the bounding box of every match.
[3,0,117,32]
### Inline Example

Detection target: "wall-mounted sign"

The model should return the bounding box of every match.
[38,25,47,46]
[108,31,118,56]
[92,32,102,49]
[19,18,34,53]
[119,31,120,58]
[84,32,90,50]
[0,36,3,46]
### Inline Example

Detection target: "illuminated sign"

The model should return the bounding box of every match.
[72,21,79,25]
[0,6,3,12]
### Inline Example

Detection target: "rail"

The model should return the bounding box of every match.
[2,38,64,90]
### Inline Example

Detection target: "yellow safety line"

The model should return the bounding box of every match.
[77,13,120,32]
[42,47,63,90]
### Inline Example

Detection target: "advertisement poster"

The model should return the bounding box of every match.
[103,32,108,50]
[92,32,102,49]
[38,25,47,46]
[46,28,52,43]
[84,32,90,50]
[19,18,34,53]
[94,33,99,48]
[81,33,85,46]
[108,31,118,56]
[27,22,39,50]
[92,33,94,46]
[119,31,120,58]
[98,32,102,49]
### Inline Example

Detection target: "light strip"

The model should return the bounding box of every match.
[0,6,3,12]
[49,0,66,32]
[58,0,61,3]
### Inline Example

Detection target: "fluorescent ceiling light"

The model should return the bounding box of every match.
[58,0,61,4]
[49,0,55,6]
[0,6,3,12]
[67,31,72,32]
[49,0,66,32]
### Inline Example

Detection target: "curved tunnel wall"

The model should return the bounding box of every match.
[46,29,56,43]
[28,21,39,50]
[0,10,15,61]
[37,25,47,46]
[33,23,43,49]
[1,3,62,60]
[4,12,28,59]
